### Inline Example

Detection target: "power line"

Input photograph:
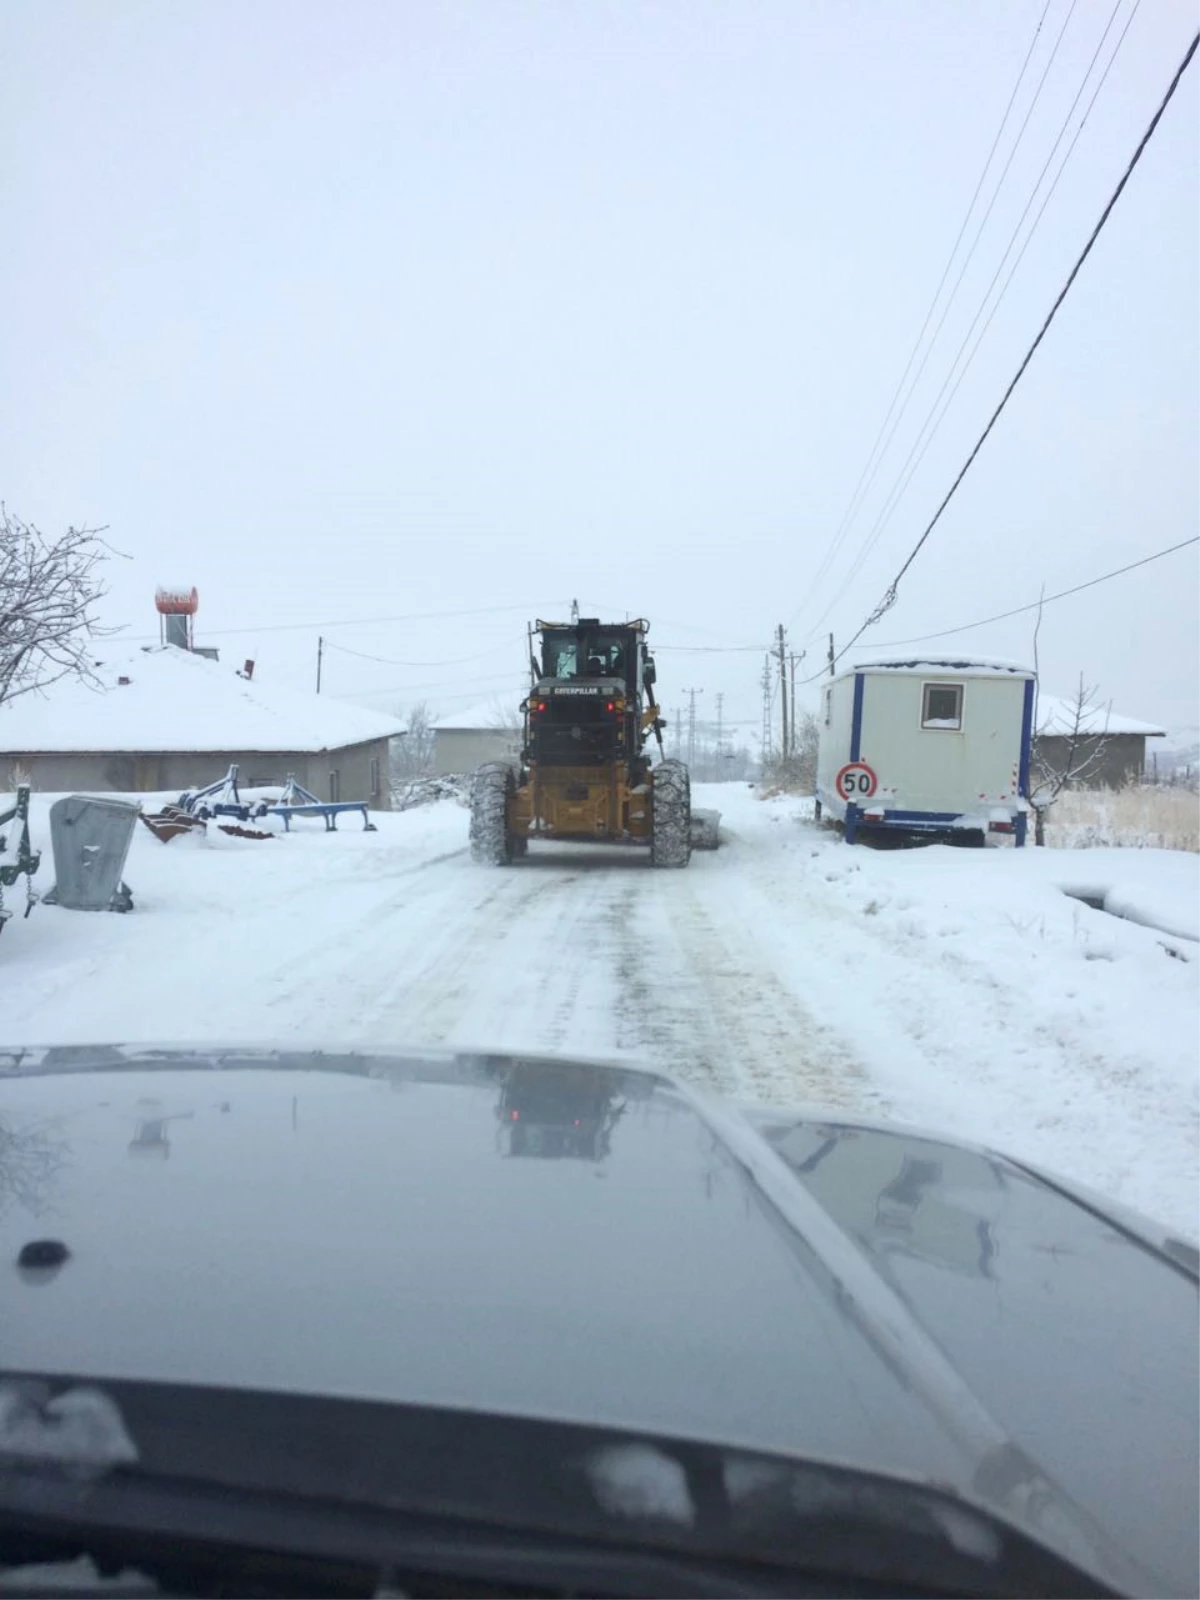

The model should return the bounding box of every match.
[789,0,1062,634]
[886,0,1147,507]
[322,639,517,669]
[825,28,1199,674]
[652,642,766,654]
[333,667,528,699]
[855,536,1199,648]
[117,599,568,643]
[819,0,1139,619]
[332,682,527,713]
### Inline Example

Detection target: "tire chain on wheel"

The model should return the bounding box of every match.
[650,759,691,868]
[469,763,516,865]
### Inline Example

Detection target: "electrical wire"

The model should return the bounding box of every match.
[820,0,1139,620]
[653,642,767,654]
[322,639,518,669]
[857,536,1198,649]
[118,600,569,643]
[332,668,528,700]
[805,28,1200,685]
[874,0,1147,524]
[789,0,1064,634]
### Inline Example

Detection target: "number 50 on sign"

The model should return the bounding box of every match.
[835,762,877,801]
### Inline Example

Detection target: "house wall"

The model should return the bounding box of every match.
[817,670,1031,819]
[433,727,520,776]
[1033,733,1148,789]
[3,738,392,809]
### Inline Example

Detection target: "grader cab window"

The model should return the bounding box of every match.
[542,637,580,678]
[542,634,627,680]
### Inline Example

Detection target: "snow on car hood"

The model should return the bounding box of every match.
[1,1044,1196,1596]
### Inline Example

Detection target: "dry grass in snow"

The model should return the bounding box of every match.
[1046,786,1199,852]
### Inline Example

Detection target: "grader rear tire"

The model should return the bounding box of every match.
[470,763,517,865]
[650,759,691,868]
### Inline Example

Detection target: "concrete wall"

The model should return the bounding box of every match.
[433,727,520,777]
[3,737,392,809]
[1033,733,1149,789]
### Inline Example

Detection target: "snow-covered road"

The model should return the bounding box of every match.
[3,784,1196,1236]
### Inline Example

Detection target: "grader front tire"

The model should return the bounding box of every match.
[650,760,691,868]
[470,763,518,865]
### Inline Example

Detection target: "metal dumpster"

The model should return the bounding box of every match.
[43,796,138,912]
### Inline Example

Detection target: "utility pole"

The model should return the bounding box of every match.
[787,652,805,756]
[760,656,773,764]
[776,625,789,760]
[827,633,836,677]
[316,635,324,694]
[682,687,703,770]
[671,706,682,761]
[715,692,724,770]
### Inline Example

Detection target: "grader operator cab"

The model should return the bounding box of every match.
[469,615,717,867]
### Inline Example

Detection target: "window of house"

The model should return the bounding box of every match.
[370,756,380,797]
[921,682,963,730]
[329,768,341,802]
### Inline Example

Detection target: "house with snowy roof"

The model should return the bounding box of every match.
[1034,692,1165,789]
[431,702,521,776]
[0,644,404,808]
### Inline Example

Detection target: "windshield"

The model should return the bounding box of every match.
[542,633,627,679]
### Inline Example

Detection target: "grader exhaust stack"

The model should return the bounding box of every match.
[469,615,718,867]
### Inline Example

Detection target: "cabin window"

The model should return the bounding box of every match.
[921,682,963,730]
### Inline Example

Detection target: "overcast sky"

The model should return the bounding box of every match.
[3,0,1197,744]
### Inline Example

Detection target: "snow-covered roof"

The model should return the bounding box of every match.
[1036,693,1165,739]
[0,646,404,754]
[849,654,1034,677]
[433,702,519,732]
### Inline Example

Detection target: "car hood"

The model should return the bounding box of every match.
[1,1043,1196,1596]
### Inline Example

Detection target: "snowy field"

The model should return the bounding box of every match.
[2,783,1196,1238]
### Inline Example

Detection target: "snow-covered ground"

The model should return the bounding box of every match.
[2,784,1196,1238]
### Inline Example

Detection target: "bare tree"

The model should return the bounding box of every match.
[485,698,522,735]
[761,711,819,792]
[389,701,437,784]
[1,506,117,708]
[1029,673,1110,845]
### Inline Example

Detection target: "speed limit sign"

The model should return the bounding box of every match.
[835,761,877,802]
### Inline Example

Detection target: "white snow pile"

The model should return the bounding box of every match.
[0,1382,139,1467]
[1048,853,1198,944]
[587,1444,695,1526]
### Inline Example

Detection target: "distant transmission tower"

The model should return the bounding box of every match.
[682,687,703,769]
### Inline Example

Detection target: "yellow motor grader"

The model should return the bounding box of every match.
[469,616,718,867]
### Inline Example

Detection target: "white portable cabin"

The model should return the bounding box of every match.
[815,656,1036,845]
